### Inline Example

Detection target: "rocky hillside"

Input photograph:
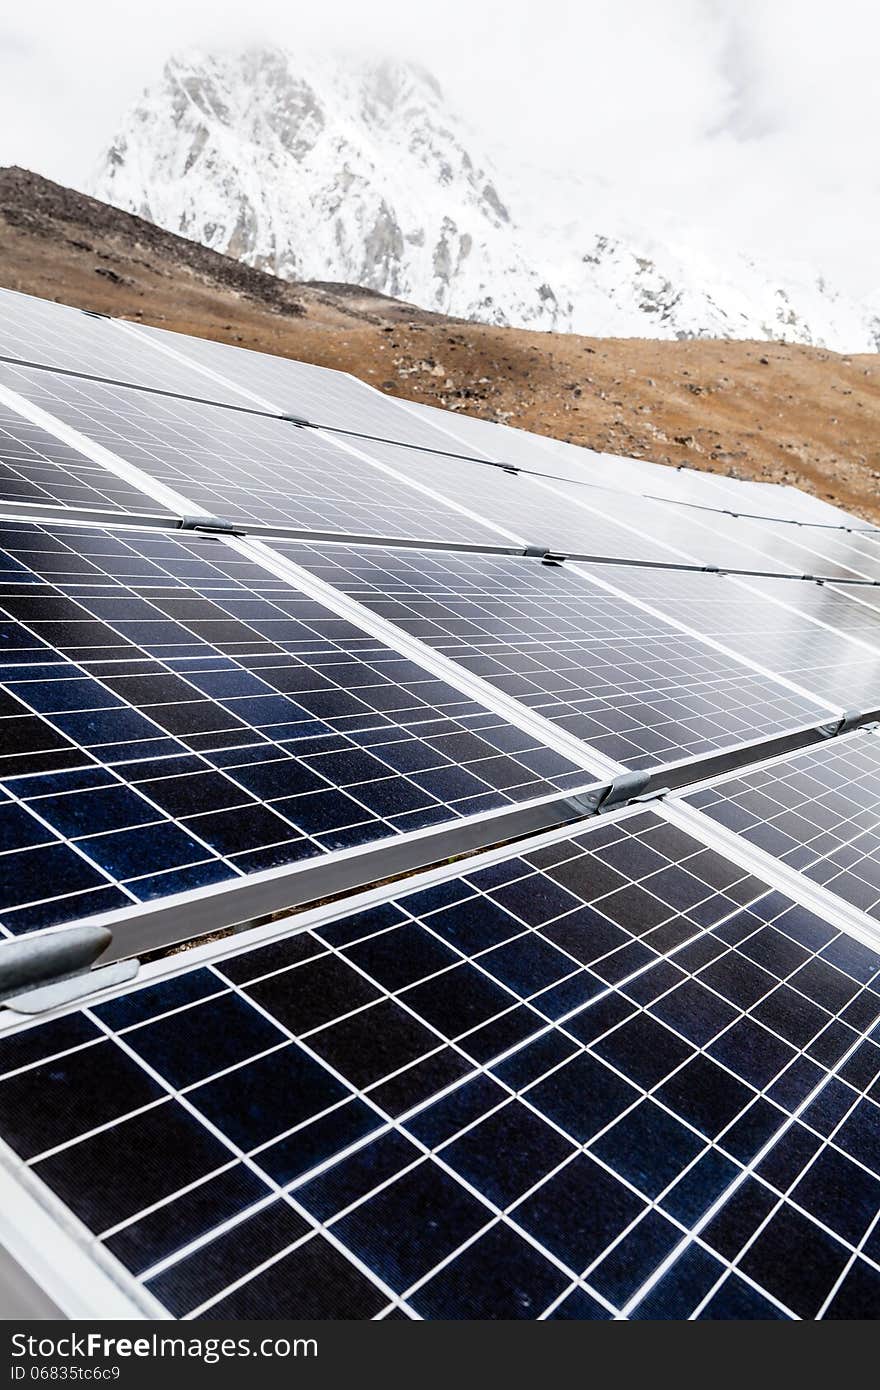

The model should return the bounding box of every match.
[1,165,878,522]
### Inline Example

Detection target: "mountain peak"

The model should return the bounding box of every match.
[90,47,878,350]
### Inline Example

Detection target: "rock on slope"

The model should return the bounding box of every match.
[91,47,879,352]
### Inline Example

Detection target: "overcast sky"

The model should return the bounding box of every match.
[1,0,877,297]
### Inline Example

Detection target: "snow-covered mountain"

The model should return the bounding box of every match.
[90,47,880,351]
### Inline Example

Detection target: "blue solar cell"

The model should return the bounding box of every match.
[0,519,590,937]
[0,807,877,1319]
[271,539,831,769]
[684,734,880,925]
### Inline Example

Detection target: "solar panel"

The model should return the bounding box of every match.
[580,565,880,710]
[0,804,878,1319]
[0,364,512,543]
[0,519,591,939]
[619,462,754,510]
[596,458,843,531]
[0,288,249,403]
[271,540,832,770]
[128,321,483,455]
[542,485,810,575]
[683,733,880,927]
[528,439,655,494]
[679,511,868,582]
[0,397,164,516]
[750,525,880,581]
[451,414,866,536]
[328,441,700,563]
[763,485,866,529]
[741,575,880,643]
[469,442,830,569]
[701,478,866,533]
[405,402,568,472]
[824,532,880,577]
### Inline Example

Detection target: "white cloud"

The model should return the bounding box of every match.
[0,0,877,298]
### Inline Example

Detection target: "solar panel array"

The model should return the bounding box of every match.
[0,286,879,1321]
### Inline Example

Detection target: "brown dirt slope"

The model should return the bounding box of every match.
[2,165,878,521]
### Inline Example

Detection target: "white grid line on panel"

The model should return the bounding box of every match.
[0,401,162,518]
[664,749,880,953]
[112,318,283,414]
[0,361,517,548]
[273,539,835,771]
[239,536,621,778]
[674,733,880,929]
[0,381,189,519]
[574,564,843,716]
[733,574,880,659]
[570,562,880,714]
[123,319,484,460]
[305,426,522,547]
[0,519,593,941]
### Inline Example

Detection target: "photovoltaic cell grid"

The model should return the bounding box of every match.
[406,401,567,472]
[608,458,856,532]
[757,527,880,585]
[617,489,876,582]
[0,519,589,937]
[541,486,722,567]
[413,401,867,535]
[344,417,850,581]
[824,532,880,580]
[686,735,880,927]
[0,289,242,403]
[274,540,831,769]
[571,488,842,578]
[129,320,478,456]
[409,407,764,532]
[0,402,164,516]
[2,808,880,1318]
[744,572,880,638]
[0,363,508,545]
[344,442,696,564]
[677,512,868,583]
[825,581,880,621]
[581,564,880,711]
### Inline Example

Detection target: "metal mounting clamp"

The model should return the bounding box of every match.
[522,546,566,565]
[279,414,312,427]
[596,770,652,813]
[564,770,653,820]
[818,709,865,740]
[0,926,139,1015]
[177,514,245,536]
